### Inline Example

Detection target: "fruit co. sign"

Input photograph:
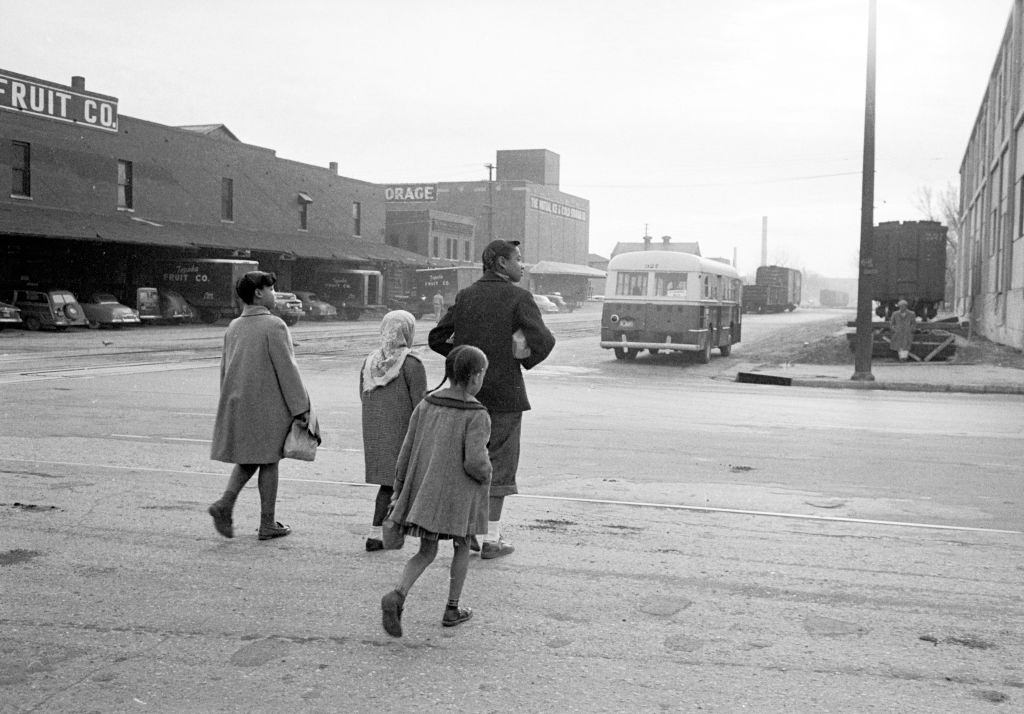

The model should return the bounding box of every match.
[0,69,119,132]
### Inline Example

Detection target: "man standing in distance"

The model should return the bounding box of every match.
[428,240,555,559]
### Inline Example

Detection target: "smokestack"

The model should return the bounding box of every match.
[329,161,338,174]
[72,76,85,91]
[642,233,652,251]
[733,246,738,269]
[661,235,671,247]
[761,216,768,267]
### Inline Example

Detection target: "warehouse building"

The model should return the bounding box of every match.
[957,1,1024,350]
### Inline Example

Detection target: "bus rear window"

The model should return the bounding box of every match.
[655,272,688,297]
[615,272,648,296]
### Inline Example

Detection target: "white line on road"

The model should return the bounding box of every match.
[3,456,1020,535]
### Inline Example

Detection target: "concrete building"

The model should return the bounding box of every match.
[957,1,1024,349]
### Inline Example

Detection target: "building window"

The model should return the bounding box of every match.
[464,240,472,261]
[221,178,233,221]
[11,141,30,197]
[117,160,133,209]
[352,201,361,236]
[298,192,313,231]
[432,235,440,257]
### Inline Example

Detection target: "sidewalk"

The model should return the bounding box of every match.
[727,360,1024,395]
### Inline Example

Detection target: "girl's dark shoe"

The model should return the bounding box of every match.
[257,522,291,540]
[381,590,405,637]
[365,537,384,552]
[207,503,233,539]
[442,606,473,628]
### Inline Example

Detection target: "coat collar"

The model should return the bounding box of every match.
[240,305,272,316]
[425,393,486,410]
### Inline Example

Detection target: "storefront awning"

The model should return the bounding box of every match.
[528,260,606,277]
[0,204,431,266]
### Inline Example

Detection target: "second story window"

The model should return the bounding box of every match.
[117,159,133,209]
[221,178,233,221]
[352,201,361,236]
[298,192,313,231]
[11,141,30,198]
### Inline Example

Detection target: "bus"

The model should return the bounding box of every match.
[600,250,742,363]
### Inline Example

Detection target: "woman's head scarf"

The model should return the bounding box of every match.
[361,310,416,392]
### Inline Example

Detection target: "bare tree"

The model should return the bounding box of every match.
[915,182,961,309]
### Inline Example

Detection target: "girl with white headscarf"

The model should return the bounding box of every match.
[360,310,427,551]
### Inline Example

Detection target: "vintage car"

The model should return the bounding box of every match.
[292,290,338,321]
[121,287,162,323]
[532,294,560,314]
[158,289,194,324]
[2,286,88,331]
[0,300,22,330]
[80,292,142,328]
[544,293,571,312]
[271,291,304,326]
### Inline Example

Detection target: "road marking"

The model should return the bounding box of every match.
[1,456,1019,535]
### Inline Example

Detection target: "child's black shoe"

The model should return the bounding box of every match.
[442,606,473,628]
[382,590,405,637]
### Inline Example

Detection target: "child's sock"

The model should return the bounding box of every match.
[369,525,383,540]
[446,599,459,609]
[484,521,501,543]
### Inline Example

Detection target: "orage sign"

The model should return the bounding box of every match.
[0,69,119,132]
[384,184,437,202]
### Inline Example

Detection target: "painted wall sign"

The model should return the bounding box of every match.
[529,195,587,221]
[384,184,437,202]
[0,69,119,132]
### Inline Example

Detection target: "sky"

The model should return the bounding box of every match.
[1,0,1014,277]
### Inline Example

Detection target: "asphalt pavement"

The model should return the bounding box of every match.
[2,320,1022,712]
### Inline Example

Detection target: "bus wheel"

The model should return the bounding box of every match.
[613,347,626,360]
[648,348,660,356]
[624,348,638,360]
[719,343,732,357]
[698,338,712,364]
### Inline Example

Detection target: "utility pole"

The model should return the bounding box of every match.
[852,0,877,381]
[485,163,495,242]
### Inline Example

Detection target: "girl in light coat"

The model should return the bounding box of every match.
[381,345,491,637]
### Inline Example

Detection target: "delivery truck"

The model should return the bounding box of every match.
[155,258,258,324]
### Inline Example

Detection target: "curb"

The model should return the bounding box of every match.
[733,371,1024,395]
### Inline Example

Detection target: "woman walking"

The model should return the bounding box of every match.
[207,271,311,541]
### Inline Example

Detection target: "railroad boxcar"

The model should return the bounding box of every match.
[871,220,946,320]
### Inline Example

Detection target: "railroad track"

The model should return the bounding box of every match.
[0,313,601,379]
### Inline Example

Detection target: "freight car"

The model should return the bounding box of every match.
[742,265,802,313]
[819,288,850,308]
[871,220,946,320]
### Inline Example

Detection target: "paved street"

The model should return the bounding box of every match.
[2,309,1022,712]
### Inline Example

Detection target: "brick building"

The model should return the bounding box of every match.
[0,69,428,312]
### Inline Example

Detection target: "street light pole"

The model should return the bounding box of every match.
[485,162,495,242]
[852,0,877,381]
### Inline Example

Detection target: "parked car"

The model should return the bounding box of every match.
[1,286,88,331]
[544,293,570,312]
[292,290,338,321]
[532,294,559,313]
[158,289,194,324]
[80,292,142,329]
[271,291,304,326]
[121,287,162,324]
[0,300,22,330]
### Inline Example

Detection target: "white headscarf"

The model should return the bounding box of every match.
[361,310,416,392]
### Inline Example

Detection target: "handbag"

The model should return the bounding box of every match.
[282,406,321,461]
[512,328,532,359]
[381,504,405,550]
